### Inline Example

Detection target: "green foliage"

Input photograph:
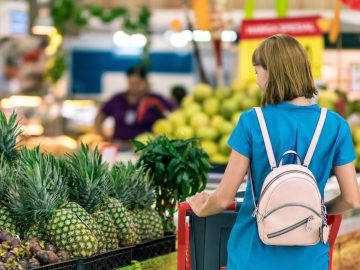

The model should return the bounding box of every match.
[6,147,68,231]
[133,136,210,202]
[0,111,22,165]
[133,136,210,232]
[66,144,110,213]
[109,162,155,210]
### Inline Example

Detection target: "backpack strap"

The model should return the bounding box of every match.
[254,107,277,170]
[303,108,327,167]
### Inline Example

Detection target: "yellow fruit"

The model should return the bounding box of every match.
[203,98,220,116]
[318,90,339,110]
[168,111,187,126]
[152,119,173,136]
[134,133,154,145]
[221,99,239,119]
[196,127,218,140]
[174,125,194,140]
[201,140,218,156]
[210,153,229,164]
[231,79,247,93]
[232,112,243,125]
[193,83,213,102]
[190,112,210,128]
[214,86,231,100]
[240,97,257,111]
[181,95,195,108]
[247,83,262,98]
[211,115,226,128]
[184,103,202,118]
[219,135,232,155]
[217,121,234,136]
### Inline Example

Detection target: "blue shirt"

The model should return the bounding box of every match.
[227,102,356,270]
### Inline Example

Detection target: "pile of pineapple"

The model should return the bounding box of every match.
[0,112,164,269]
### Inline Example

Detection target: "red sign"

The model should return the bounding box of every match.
[240,16,322,39]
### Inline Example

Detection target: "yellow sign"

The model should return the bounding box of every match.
[239,17,324,83]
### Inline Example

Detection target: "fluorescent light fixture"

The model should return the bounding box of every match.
[113,31,130,47]
[221,30,237,42]
[170,32,189,48]
[130,33,147,48]
[1,95,42,108]
[32,7,54,35]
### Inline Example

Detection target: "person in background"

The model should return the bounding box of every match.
[94,66,174,142]
[170,84,188,107]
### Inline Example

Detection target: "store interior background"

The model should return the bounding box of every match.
[1,0,360,139]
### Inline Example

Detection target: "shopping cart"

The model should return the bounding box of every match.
[178,200,343,270]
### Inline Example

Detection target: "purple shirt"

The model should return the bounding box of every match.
[101,92,174,140]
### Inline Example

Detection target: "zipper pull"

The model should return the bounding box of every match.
[252,207,258,218]
[306,216,313,232]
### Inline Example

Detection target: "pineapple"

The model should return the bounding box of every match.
[102,197,137,246]
[0,156,19,236]
[0,112,22,236]
[109,162,163,243]
[7,147,98,257]
[66,144,117,251]
[0,111,22,165]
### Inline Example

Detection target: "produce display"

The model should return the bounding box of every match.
[0,112,170,269]
[137,81,262,164]
[0,231,70,269]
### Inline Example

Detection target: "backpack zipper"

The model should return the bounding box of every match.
[259,170,316,204]
[264,203,321,219]
[267,216,313,239]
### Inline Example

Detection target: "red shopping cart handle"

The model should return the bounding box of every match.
[178,202,236,270]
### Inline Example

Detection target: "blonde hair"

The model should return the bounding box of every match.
[252,34,317,106]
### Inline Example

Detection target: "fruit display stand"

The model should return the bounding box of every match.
[76,246,133,270]
[132,233,176,261]
[37,259,78,270]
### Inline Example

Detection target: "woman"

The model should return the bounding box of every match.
[188,34,360,270]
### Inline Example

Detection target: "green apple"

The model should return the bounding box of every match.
[214,86,232,100]
[196,126,218,140]
[210,153,229,164]
[231,79,247,93]
[201,140,218,156]
[152,119,173,136]
[134,132,154,145]
[190,112,210,128]
[193,83,213,102]
[168,110,187,126]
[203,97,220,116]
[219,135,232,155]
[174,125,195,139]
[184,103,202,118]
[221,99,239,119]
[217,121,234,136]
[181,95,195,108]
[211,115,226,128]
[232,111,243,125]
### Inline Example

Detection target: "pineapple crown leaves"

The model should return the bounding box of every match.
[6,147,68,229]
[0,154,14,200]
[109,161,156,210]
[66,143,110,213]
[0,111,22,165]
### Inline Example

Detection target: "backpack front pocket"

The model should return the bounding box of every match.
[267,216,313,239]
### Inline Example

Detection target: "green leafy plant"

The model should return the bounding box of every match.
[133,136,210,232]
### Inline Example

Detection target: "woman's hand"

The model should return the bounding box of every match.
[187,191,210,217]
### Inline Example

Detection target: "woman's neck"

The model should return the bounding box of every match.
[286,97,310,106]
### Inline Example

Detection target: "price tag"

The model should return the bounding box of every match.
[100,143,119,165]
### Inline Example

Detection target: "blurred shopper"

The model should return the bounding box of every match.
[94,66,174,141]
[188,34,360,270]
[170,84,187,107]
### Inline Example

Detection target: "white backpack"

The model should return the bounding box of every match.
[250,107,329,246]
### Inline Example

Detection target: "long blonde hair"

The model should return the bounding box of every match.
[252,34,317,106]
